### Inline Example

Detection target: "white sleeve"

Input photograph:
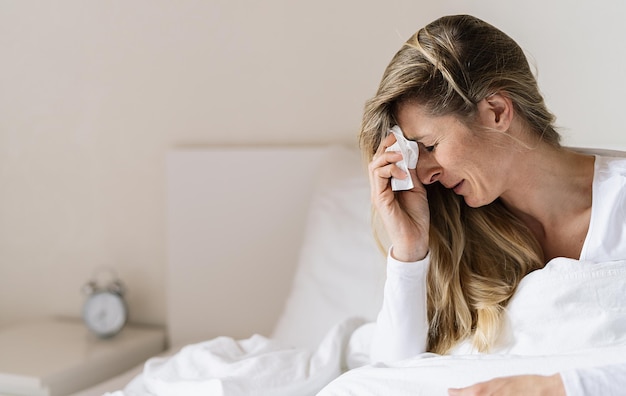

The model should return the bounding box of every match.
[561,362,626,396]
[369,249,430,363]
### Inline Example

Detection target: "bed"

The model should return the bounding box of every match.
[70,144,626,396]
[69,144,386,395]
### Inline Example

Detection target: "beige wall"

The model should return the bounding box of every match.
[1,1,625,329]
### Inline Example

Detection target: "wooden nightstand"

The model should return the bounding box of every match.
[0,317,165,396]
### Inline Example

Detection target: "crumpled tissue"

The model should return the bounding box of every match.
[385,125,418,191]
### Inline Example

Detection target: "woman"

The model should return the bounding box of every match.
[363,15,626,395]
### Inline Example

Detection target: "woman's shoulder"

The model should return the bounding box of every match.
[570,146,626,159]
[594,154,626,180]
[581,151,626,262]
[567,147,626,177]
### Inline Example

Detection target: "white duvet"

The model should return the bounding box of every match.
[108,258,626,396]
[106,317,370,396]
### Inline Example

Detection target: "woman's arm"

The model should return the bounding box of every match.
[369,251,430,363]
[447,361,626,396]
[367,132,432,363]
[448,374,565,396]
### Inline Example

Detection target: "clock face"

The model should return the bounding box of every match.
[82,291,127,338]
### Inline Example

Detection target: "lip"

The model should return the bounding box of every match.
[452,180,464,194]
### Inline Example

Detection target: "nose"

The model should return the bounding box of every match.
[416,151,442,185]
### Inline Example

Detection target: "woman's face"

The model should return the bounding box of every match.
[395,101,515,208]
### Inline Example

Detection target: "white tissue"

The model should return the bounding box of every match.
[385,125,419,191]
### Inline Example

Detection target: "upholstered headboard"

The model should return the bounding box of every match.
[165,146,328,347]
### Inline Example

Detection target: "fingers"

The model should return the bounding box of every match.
[370,133,408,190]
[447,386,477,396]
[448,381,492,396]
[367,132,431,262]
[369,151,408,182]
[373,132,398,158]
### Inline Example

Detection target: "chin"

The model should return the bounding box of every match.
[462,195,491,208]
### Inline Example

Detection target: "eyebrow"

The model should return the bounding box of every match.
[405,134,422,142]
[399,128,422,142]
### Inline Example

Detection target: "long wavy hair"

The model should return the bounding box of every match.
[361,15,558,354]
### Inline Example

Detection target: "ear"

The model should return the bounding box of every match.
[477,92,514,131]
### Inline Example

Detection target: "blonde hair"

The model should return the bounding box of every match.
[361,15,552,354]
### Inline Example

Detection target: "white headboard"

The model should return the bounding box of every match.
[165,146,327,347]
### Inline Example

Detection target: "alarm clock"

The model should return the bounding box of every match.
[81,268,128,338]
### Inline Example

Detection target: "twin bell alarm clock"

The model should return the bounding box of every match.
[81,268,128,338]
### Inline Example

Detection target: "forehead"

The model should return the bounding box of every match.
[395,102,461,141]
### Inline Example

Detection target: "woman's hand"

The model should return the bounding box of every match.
[448,374,566,396]
[369,133,430,262]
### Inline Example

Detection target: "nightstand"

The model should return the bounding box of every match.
[0,317,165,396]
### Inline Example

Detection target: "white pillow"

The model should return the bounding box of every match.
[271,145,386,351]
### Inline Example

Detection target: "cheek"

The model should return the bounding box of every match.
[434,146,464,169]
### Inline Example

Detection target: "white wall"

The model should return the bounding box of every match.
[1,0,625,330]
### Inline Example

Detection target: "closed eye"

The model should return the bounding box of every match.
[411,139,436,153]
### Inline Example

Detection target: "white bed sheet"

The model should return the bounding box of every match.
[319,345,626,396]
[68,347,181,396]
[93,257,626,395]
[106,318,369,396]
